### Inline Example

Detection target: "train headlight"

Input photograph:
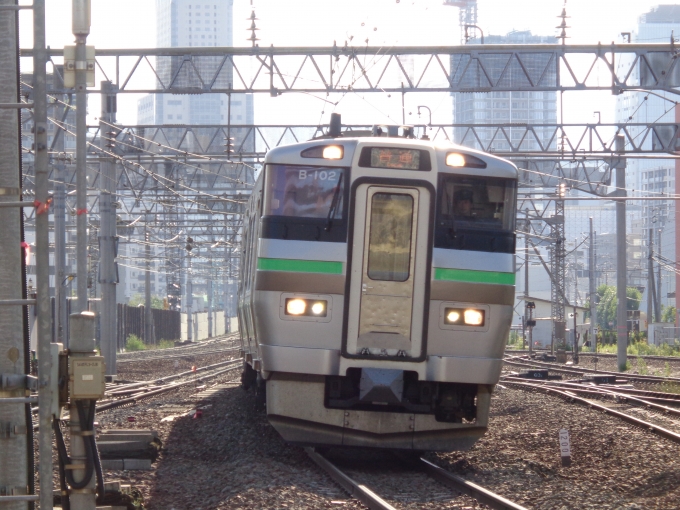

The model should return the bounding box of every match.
[445,152,487,169]
[446,310,461,323]
[446,153,466,167]
[284,298,328,317]
[286,298,307,315]
[444,307,485,327]
[322,145,344,159]
[463,309,485,326]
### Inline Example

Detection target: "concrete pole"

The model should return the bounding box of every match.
[648,228,654,325]
[74,0,91,313]
[589,218,597,353]
[53,72,68,346]
[656,228,662,322]
[187,254,193,342]
[144,225,153,344]
[68,313,97,510]
[208,256,213,338]
[675,104,680,328]
[34,0,56,507]
[224,226,230,334]
[0,0,30,506]
[524,210,530,353]
[614,136,628,371]
[99,81,117,375]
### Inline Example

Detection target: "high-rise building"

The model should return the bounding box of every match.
[616,5,679,314]
[138,0,254,128]
[452,30,558,153]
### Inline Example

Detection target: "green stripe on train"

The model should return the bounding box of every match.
[434,267,515,285]
[257,258,343,274]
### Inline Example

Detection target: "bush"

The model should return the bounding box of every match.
[125,334,146,352]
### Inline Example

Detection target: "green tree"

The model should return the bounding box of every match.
[662,305,677,325]
[128,293,164,309]
[595,285,641,330]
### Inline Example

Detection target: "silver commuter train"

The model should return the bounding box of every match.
[238,119,518,451]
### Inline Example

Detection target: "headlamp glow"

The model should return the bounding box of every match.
[286,298,306,315]
[444,307,485,327]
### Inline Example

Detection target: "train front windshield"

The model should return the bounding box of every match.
[435,175,516,253]
[264,164,345,219]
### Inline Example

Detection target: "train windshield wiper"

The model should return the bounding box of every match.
[324,183,343,232]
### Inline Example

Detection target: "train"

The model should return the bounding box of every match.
[238,115,518,451]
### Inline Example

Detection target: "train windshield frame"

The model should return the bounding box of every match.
[435,174,516,254]
[261,164,349,243]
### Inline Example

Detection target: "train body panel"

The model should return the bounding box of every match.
[238,128,517,450]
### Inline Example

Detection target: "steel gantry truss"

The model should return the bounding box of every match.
[18,43,680,95]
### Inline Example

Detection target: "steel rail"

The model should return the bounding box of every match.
[503,376,680,417]
[95,361,242,412]
[572,352,680,364]
[116,347,240,364]
[504,355,680,384]
[304,447,397,510]
[33,360,242,425]
[504,379,680,444]
[419,458,527,510]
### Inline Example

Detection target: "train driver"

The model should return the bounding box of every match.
[454,188,474,217]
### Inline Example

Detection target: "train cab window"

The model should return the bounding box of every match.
[261,164,348,243]
[435,175,516,253]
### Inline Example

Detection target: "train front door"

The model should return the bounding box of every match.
[345,184,430,359]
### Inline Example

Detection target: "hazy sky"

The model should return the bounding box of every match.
[17,0,671,126]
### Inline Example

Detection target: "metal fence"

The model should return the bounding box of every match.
[116,304,181,348]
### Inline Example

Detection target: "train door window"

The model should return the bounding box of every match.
[367,193,414,281]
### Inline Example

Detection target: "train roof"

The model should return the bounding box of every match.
[263,136,518,179]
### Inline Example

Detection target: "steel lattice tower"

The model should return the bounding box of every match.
[551,184,567,350]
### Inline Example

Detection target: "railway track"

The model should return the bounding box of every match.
[116,346,240,364]
[504,354,680,385]
[305,447,527,510]
[501,372,680,444]
[32,358,243,429]
[116,333,239,363]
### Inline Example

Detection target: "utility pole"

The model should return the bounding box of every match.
[524,210,531,353]
[99,81,117,375]
[73,0,91,314]
[648,227,655,325]
[573,238,579,363]
[208,254,213,338]
[33,0,55,507]
[187,254,193,341]
[224,218,230,334]
[589,218,597,353]
[53,70,68,346]
[656,227,662,322]
[614,134,628,371]
[0,0,33,505]
[144,218,153,345]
